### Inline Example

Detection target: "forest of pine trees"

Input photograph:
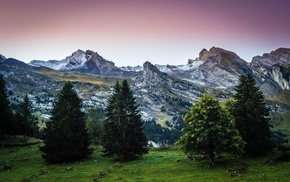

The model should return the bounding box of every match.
[0,75,37,138]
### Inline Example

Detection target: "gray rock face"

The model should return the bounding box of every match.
[252,48,290,68]
[164,47,251,89]
[131,61,205,117]
[250,48,290,92]
[198,47,251,86]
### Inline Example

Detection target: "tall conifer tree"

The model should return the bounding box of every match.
[0,75,14,137]
[232,73,273,156]
[17,95,35,137]
[39,82,92,163]
[103,80,148,161]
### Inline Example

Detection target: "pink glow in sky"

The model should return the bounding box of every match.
[1,0,290,66]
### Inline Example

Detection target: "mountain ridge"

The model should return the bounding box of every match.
[3,46,290,94]
[2,46,290,144]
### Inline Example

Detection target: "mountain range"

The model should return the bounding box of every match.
[27,47,290,96]
[1,46,290,134]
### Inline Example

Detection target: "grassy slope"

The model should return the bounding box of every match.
[36,68,121,89]
[155,112,173,129]
[1,144,290,182]
[266,90,290,136]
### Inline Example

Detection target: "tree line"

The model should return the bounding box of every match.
[0,75,38,139]
[1,73,288,165]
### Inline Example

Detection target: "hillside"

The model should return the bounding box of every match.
[1,144,290,181]
[2,46,290,144]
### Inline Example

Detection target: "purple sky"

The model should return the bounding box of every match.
[0,0,290,66]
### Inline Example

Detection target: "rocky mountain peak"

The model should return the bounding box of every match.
[186,47,251,88]
[250,48,290,91]
[0,54,6,60]
[62,50,86,69]
[143,61,153,69]
[143,61,162,74]
[72,49,85,56]
[142,61,166,82]
[85,50,96,60]
[199,47,243,63]
[199,47,224,61]
[251,48,290,68]
[198,47,249,73]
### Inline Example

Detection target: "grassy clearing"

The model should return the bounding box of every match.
[1,144,290,181]
[271,111,290,137]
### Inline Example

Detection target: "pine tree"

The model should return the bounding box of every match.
[0,75,14,138]
[17,95,36,137]
[232,73,273,156]
[103,80,148,161]
[177,95,244,166]
[39,82,92,163]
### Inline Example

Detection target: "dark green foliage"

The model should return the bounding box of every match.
[16,95,37,137]
[143,120,181,145]
[86,109,105,145]
[177,95,244,165]
[232,73,274,156]
[271,131,289,162]
[168,115,186,130]
[102,80,148,161]
[0,75,14,137]
[39,82,92,163]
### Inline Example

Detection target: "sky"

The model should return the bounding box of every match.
[0,0,290,66]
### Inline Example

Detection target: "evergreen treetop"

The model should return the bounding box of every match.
[17,95,35,137]
[103,80,148,161]
[0,75,14,137]
[232,73,273,156]
[39,81,92,163]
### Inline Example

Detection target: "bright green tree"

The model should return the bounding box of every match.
[177,95,244,165]
[232,73,273,156]
[39,82,92,163]
[102,80,148,161]
[0,75,14,138]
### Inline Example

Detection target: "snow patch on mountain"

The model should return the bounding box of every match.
[60,49,87,70]
[30,60,67,70]
[120,65,143,72]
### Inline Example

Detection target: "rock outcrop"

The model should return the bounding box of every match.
[251,48,290,92]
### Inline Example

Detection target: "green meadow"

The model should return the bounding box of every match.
[1,143,290,182]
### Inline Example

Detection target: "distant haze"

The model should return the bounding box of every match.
[1,0,290,66]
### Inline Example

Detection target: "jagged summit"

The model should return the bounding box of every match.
[3,46,289,95]
[30,49,120,75]
[199,47,246,64]
[143,61,162,74]
[250,48,290,92]
[251,48,290,68]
